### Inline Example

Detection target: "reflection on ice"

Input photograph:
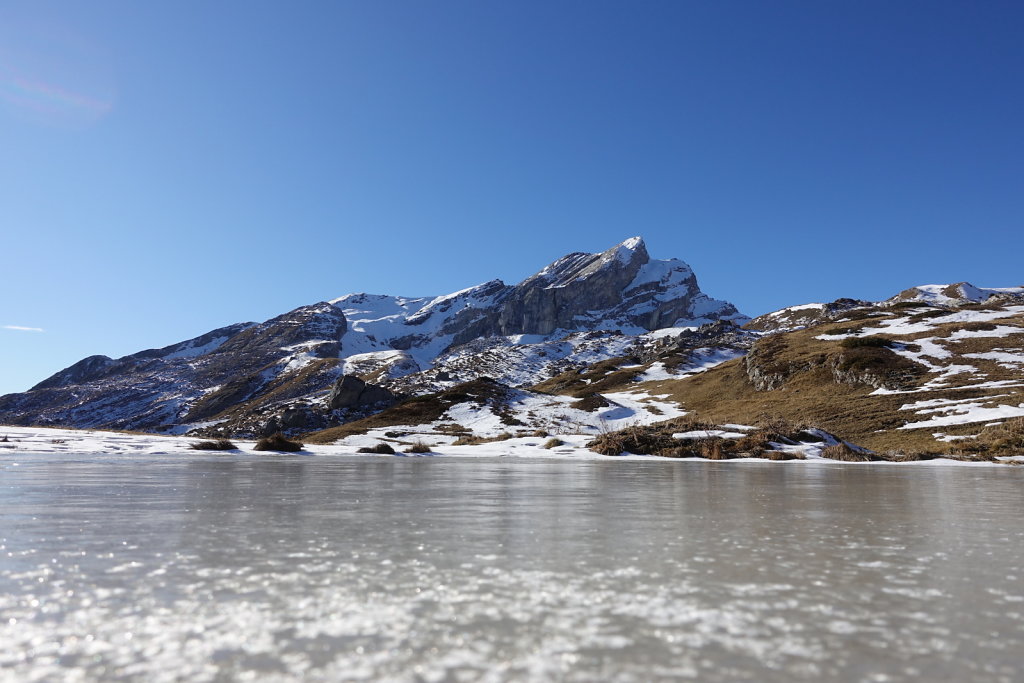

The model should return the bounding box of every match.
[0,455,1022,681]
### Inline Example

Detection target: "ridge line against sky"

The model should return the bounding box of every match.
[2,0,1023,395]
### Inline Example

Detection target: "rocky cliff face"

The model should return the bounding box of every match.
[0,237,745,436]
[0,303,347,432]
[482,237,742,337]
[334,237,744,360]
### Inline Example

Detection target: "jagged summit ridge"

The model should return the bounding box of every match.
[530,236,648,290]
[332,236,742,346]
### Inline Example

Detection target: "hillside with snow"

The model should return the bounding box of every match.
[2,241,1022,463]
[0,237,745,436]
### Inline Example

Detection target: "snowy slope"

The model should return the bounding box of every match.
[890,282,1024,307]
[0,237,746,436]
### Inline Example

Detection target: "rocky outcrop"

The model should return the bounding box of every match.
[328,375,395,410]
[486,237,742,337]
[494,239,650,335]
[202,303,345,382]
[745,332,925,393]
[745,336,801,391]
[825,347,925,391]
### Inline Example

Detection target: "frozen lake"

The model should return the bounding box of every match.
[1,453,1023,681]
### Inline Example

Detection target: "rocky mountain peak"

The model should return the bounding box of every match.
[0,237,744,435]
[526,236,649,291]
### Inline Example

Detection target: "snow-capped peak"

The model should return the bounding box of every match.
[613,236,646,260]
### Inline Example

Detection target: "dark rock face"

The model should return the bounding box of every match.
[0,303,347,432]
[31,322,257,391]
[203,303,345,382]
[31,355,118,391]
[447,237,741,341]
[495,243,649,335]
[328,375,395,410]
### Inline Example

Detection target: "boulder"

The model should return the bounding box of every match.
[328,375,395,410]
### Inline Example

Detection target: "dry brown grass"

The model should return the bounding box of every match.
[435,423,470,435]
[452,432,513,446]
[304,379,518,444]
[700,439,735,460]
[404,441,431,454]
[979,417,1024,455]
[765,450,804,461]
[574,393,611,412]
[819,442,882,462]
[531,357,641,397]
[253,433,303,452]
[882,450,943,462]
[665,414,717,432]
[588,425,679,456]
[542,437,564,449]
[640,305,1024,455]
[356,442,395,454]
[190,438,237,451]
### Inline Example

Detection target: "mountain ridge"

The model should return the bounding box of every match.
[0,237,743,435]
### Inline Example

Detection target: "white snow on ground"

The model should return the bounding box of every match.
[898,284,1024,306]
[949,325,1024,340]
[769,303,825,315]
[633,347,745,383]
[339,350,420,379]
[625,258,694,299]
[282,352,317,373]
[964,350,1024,366]
[635,362,676,382]
[426,332,641,388]
[161,334,235,360]
[599,391,686,427]
[435,389,687,438]
[641,326,699,340]
[898,403,1024,430]
[1,425,1015,465]
[816,307,1024,342]
[813,304,1024,404]
[673,429,749,440]
[872,378,1024,396]
[933,433,975,442]
[900,395,1012,412]
[333,284,506,370]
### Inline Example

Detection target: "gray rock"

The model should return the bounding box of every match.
[280,405,313,429]
[328,375,395,410]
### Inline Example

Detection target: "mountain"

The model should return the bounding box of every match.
[0,237,745,435]
[557,287,1024,459]
[6,242,1020,463]
[302,283,1023,463]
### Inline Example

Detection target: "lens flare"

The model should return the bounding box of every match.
[0,18,116,129]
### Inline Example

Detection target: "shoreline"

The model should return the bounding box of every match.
[1,425,1021,467]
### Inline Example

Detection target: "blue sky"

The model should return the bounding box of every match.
[2,1,1023,395]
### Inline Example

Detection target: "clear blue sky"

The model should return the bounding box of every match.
[2,1,1023,395]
